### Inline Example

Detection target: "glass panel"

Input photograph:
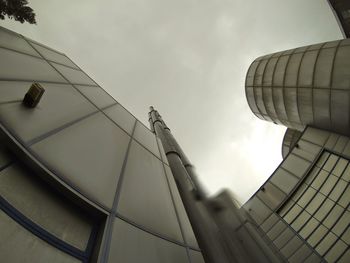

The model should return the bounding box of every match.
[316,152,330,167]
[304,253,322,263]
[340,38,350,46]
[325,134,339,149]
[284,88,299,123]
[52,62,96,85]
[246,61,259,86]
[103,104,135,135]
[31,113,130,209]
[305,192,324,215]
[133,121,161,158]
[333,45,350,90]
[0,81,96,143]
[273,55,290,86]
[262,87,277,119]
[305,167,320,185]
[299,50,318,87]
[298,88,313,123]
[323,40,340,48]
[338,186,350,208]
[189,250,205,263]
[311,170,328,189]
[308,224,327,247]
[260,213,279,232]
[324,205,344,229]
[254,59,268,86]
[303,128,329,147]
[280,235,303,258]
[0,163,94,250]
[109,218,188,263]
[291,210,311,231]
[329,179,347,201]
[333,211,349,237]
[257,182,286,210]
[289,245,312,263]
[315,231,337,256]
[338,249,350,263]
[273,227,294,249]
[32,43,78,68]
[284,204,302,224]
[282,154,310,178]
[292,183,308,201]
[331,90,350,136]
[117,141,183,242]
[342,165,350,182]
[75,85,116,109]
[298,187,317,208]
[246,87,259,113]
[285,53,303,87]
[295,46,308,53]
[283,49,294,55]
[0,48,66,82]
[272,87,288,121]
[313,89,331,127]
[270,168,298,194]
[263,57,278,86]
[299,217,319,239]
[314,48,335,88]
[266,220,286,240]
[272,51,283,57]
[333,159,348,177]
[244,197,271,224]
[279,199,295,217]
[341,228,350,244]
[293,140,321,162]
[334,137,349,153]
[324,154,338,172]
[254,87,267,115]
[320,175,338,196]
[0,27,40,57]
[314,199,335,222]
[325,240,347,263]
[0,210,79,263]
[164,166,198,248]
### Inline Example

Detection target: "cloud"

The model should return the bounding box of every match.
[2,0,343,204]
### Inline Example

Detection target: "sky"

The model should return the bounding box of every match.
[1,0,343,205]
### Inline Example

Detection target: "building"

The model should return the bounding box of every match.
[1,9,349,262]
[1,24,289,263]
[0,26,204,262]
[243,39,350,262]
[328,0,350,38]
[245,38,350,135]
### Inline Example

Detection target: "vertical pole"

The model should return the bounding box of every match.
[148,107,231,263]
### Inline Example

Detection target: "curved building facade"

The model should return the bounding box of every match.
[0,26,203,263]
[245,38,350,136]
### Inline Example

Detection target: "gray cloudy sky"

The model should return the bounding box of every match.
[2,0,343,204]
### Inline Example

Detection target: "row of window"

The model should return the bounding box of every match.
[244,128,350,262]
[278,151,349,262]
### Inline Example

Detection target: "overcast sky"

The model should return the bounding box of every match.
[2,0,343,204]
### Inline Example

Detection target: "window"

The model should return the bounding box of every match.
[278,151,350,260]
[0,162,100,262]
